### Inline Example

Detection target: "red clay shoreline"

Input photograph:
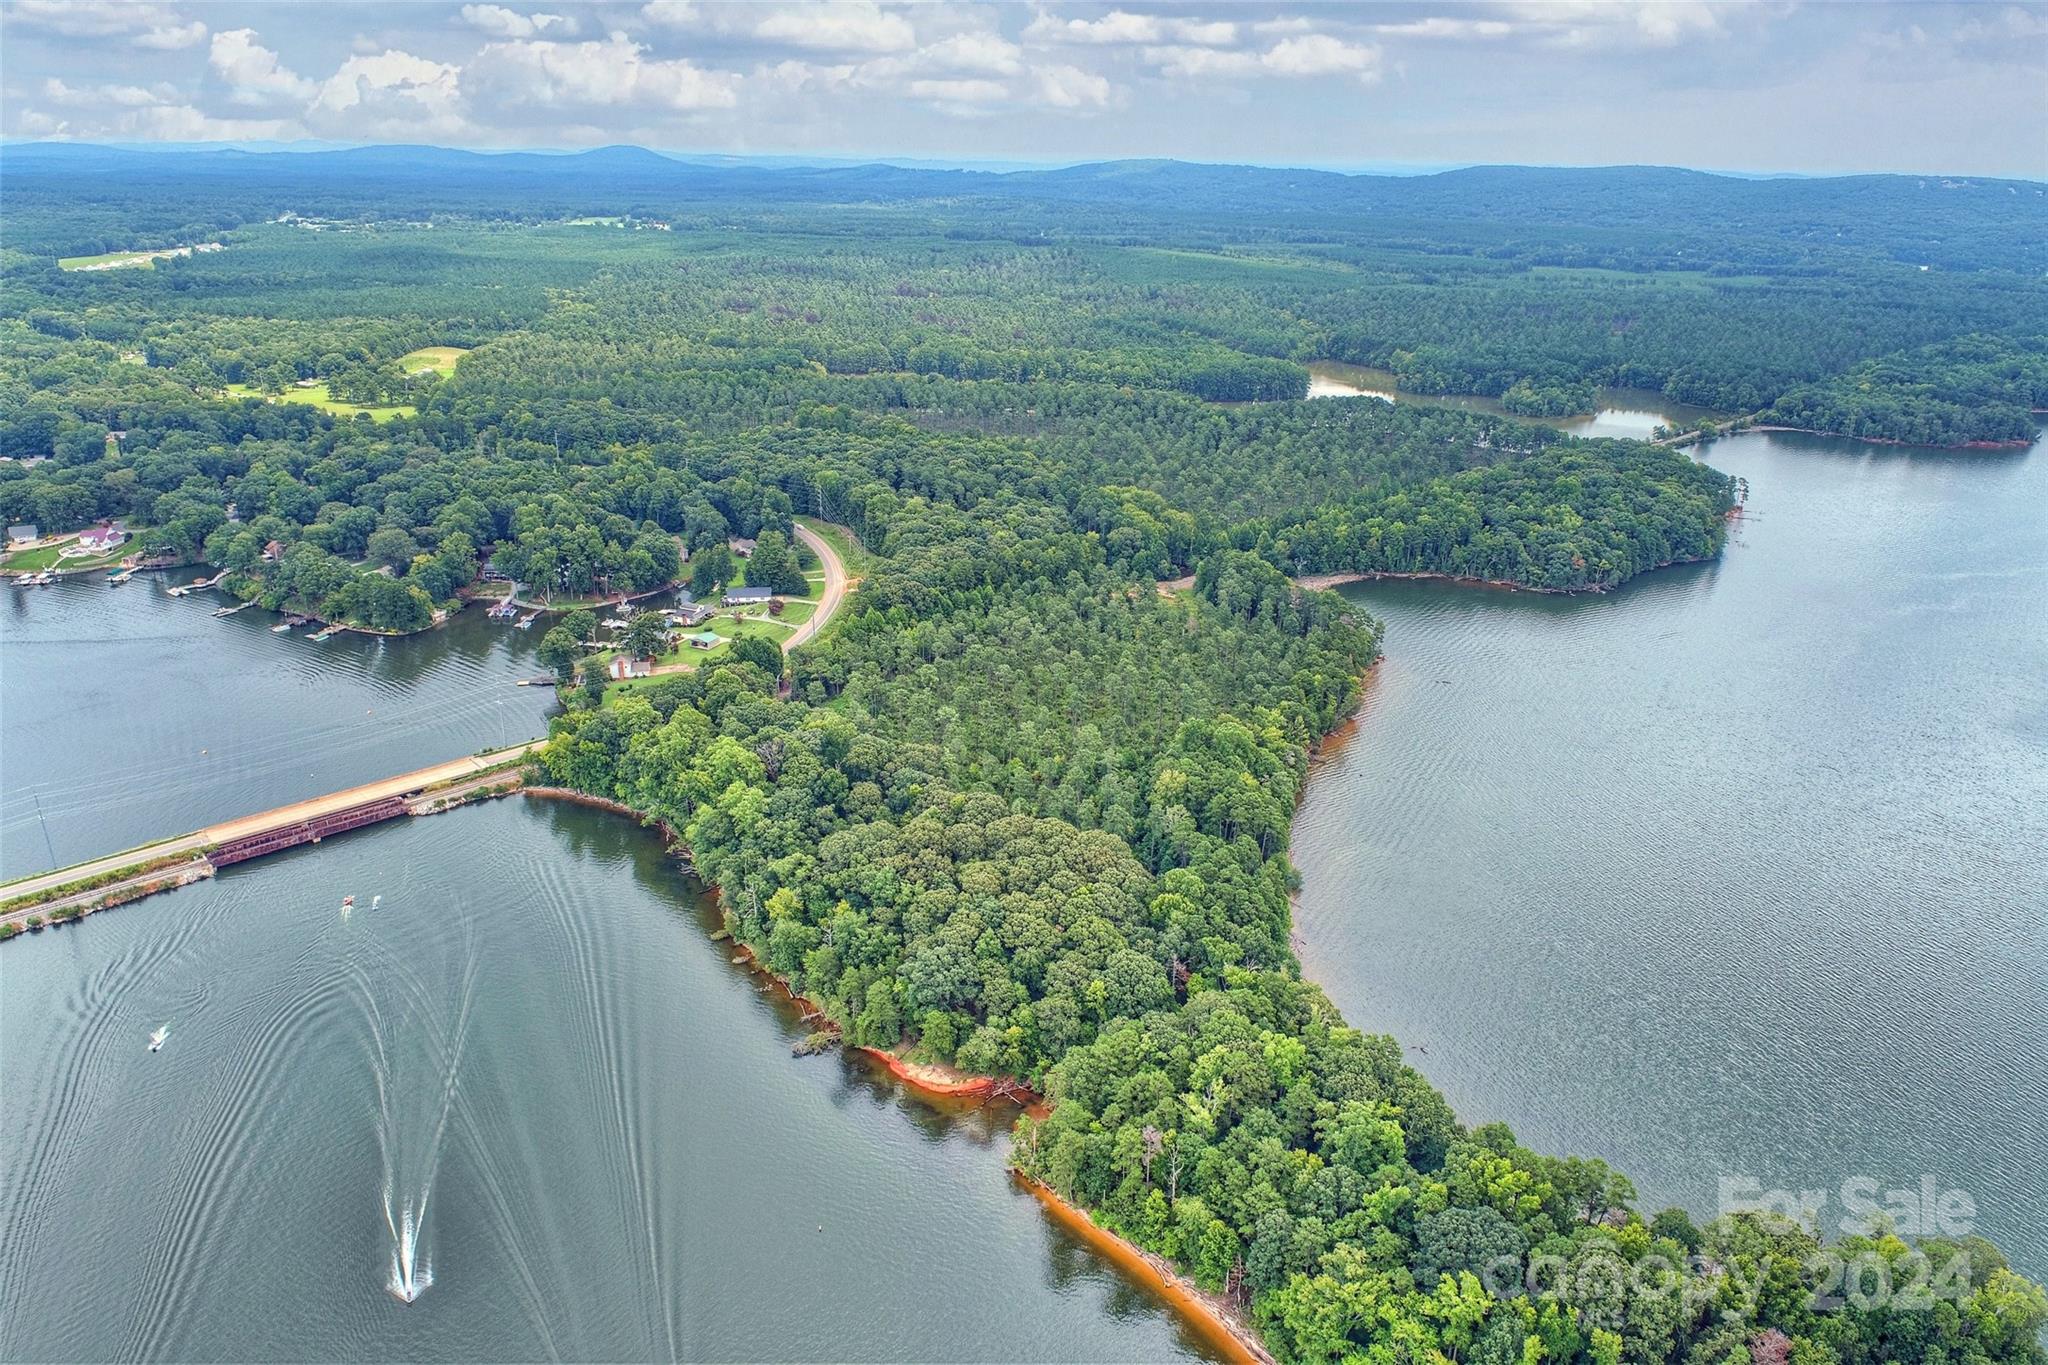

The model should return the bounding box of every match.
[519,781,1275,1357]
[1013,1170,1274,1365]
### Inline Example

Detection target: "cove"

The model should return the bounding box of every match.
[0,797,1221,1362]
[1291,428,2048,1286]
[1305,360,1726,439]
[0,580,557,877]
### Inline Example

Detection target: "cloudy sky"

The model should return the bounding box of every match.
[3,1,2043,177]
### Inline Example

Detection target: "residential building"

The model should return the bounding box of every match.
[77,521,126,555]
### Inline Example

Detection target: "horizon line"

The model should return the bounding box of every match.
[7,137,2044,186]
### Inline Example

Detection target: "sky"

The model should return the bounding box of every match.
[2,1,2044,178]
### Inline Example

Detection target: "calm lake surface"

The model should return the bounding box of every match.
[0,584,557,877]
[0,799,1216,1362]
[1294,428,2047,1283]
[1306,360,1724,439]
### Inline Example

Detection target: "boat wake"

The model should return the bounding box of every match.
[361,925,479,1307]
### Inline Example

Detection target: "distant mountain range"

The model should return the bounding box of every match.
[5,141,2041,270]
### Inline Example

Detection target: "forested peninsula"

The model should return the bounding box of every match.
[2,146,2043,1364]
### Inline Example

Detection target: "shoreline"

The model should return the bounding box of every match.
[1010,1171,1274,1365]
[1293,551,1717,598]
[519,785,1281,1356]
[1294,568,1553,594]
[1675,423,2035,452]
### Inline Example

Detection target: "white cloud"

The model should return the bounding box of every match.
[1262,34,1381,78]
[460,6,578,39]
[210,30,317,105]
[1026,9,1162,45]
[1145,32,1383,84]
[42,78,180,109]
[922,32,1025,76]
[466,33,740,112]
[905,77,1009,105]
[19,82,298,143]
[1034,63,1116,109]
[1142,45,1260,80]
[1495,2,1730,49]
[7,0,206,48]
[1024,10,1239,47]
[755,2,916,54]
[639,0,698,29]
[311,49,467,138]
[1173,20,1239,47]
[1369,17,1514,40]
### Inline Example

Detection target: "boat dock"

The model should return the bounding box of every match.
[167,571,229,597]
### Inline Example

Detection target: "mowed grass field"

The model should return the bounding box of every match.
[399,346,469,376]
[223,382,413,423]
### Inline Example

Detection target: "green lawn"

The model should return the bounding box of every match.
[398,346,469,376]
[223,381,414,422]
[2,533,140,573]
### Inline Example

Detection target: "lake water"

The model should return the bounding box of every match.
[0,799,1216,1362]
[1306,360,1724,439]
[0,582,558,877]
[1293,428,2047,1283]
[4,429,2041,1360]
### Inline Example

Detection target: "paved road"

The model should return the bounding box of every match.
[785,522,850,651]
[0,743,539,901]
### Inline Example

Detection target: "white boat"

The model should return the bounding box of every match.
[371,895,382,909]
[148,1025,168,1052]
[270,621,293,632]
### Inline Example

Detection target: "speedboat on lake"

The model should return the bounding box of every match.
[148,1025,168,1052]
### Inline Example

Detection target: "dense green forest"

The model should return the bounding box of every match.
[1,148,2043,1363]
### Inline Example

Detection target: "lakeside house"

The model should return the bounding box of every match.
[608,656,653,680]
[77,521,127,555]
[728,536,756,558]
[722,586,773,607]
[683,630,722,650]
[670,603,715,627]
[7,524,38,548]
[262,539,286,562]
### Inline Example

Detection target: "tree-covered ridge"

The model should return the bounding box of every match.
[1765,335,2048,447]
[1259,444,1736,592]
[529,419,2045,1365]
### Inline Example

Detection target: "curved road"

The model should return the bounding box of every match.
[785,521,850,651]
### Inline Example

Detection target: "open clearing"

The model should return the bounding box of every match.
[223,381,413,423]
[399,346,469,376]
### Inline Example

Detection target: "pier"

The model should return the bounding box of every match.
[0,743,539,932]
